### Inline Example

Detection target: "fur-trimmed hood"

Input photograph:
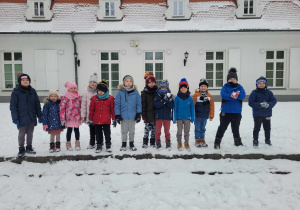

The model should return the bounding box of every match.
[118,84,138,90]
[43,97,61,105]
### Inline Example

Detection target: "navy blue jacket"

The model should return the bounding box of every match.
[42,98,65,131]
[10,86,42,128]
[248,88,277,117]
[154,92,174,121]
[221,82,246,113]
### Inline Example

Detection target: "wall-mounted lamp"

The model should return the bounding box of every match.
[74,52,80,67]
[184,51,189,66]
[130,40,139,47]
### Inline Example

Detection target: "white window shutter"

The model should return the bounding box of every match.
[35,50,47,90]
[46,50,58,90]
[228,49,241,80]
[289,48,300,89]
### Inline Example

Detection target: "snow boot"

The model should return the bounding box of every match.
[55,142,61,152]
[184,142,191,152]
[87,144,96,149]
[253,140,259,148]
[106,145,112,153]
[66,141,73,151]
[26,145,36,154]
[95,144,103,153]
[234,138,243,147]
[195,139,201,148]
[156,140,162,150]
[150,138,156,148]
[142,137,148,148]
[265,139,272,146]
[75,140,81,151]
[199,139,208,147]
[166,140,171,150]
[18,147,25,158]
[129,142,137,151]
[214,137,222,149]
[49,143,55,153]
[120,142,127,151]
[177,142,183,151]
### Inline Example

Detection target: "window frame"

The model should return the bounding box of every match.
[144,51,165,85]
[172,0,184,17]
[2,51,23,90]
[33,2,45,17]
[104,1,116,17]
[243,0,255,16]
[205,50,226,89]
[265,49,286,88]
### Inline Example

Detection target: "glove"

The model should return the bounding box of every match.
[13,120,19,127]
[61,120,65,126]
[166,93,173,102]
[43,125,48,131]
[112,119,117,128]
[135,113,141,123]
[38,117,43,124]
[204,97,210,104]
[200,96,204,101]
[88,120,93,125]
[260,102,269,108]
[115,115,123,124]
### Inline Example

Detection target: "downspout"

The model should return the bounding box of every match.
[71,32,78,84]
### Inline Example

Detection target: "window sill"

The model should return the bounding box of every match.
[32,16,45,18]
[268,88,287,90]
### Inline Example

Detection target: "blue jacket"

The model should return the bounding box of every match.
[114,85,142,120]
[154,92,174,121]
[10,86,42,128]
[220,83,246,113]
[173,95,195,123]
[248,88,277,117]
[42,98,65,131]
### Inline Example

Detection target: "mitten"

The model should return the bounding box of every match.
[135,113,141,123]
[112,119,117,128]
[13,120,19,127]
[200,96,204,101]
[115,115,123,124]
[43,125,48,131]
[88,120,93,125]
[204,97,210,104]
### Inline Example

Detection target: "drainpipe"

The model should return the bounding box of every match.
[71,32,78,84]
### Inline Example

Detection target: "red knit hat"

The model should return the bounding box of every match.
[144,72,156,85]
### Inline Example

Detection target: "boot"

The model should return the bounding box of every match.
[166,140,171,150]
[184,142,191,152]
[265,139,272,146]
[106,145,112,153]
[199,139,208,147]
[120,142,127,151]
[26,145,36,154]
[49,143,55,153]
[75,140,81,151]
[87,144,96,149]
[129,142,137,151]
[156,140,162,150]
[214,137,222,149]
[142,137,149,149]
[18,147,25,158]
[253,140,259,148]
[66,141,73,151]
[177,142,183,151]
[150,138,156,148]
[95,144,103,153]
[195,139,201,148]
[55,142,61,152]
[234,138,243,147]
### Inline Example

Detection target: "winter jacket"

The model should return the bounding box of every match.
[89,95,115,125]
[248,88,277,117]
[192,90,215,119]
[114,85,142,120]
[174,95,195,123]
[154,91,174,121]
[10,85,42,128]
[42,97,65,131]
[141,86,158,123]
[60,96,82,122]
[81,87,97,123]
[220,82,246,113]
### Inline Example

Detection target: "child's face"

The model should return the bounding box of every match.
[228,78,237,84]
[257,81,266,88]
[160,87,168,91]
[180,87,188,93]
[147,81,156,88]
[98,90,105,95]
[69,87,77,93]
[124,78,133,87]
[21,78,30,87]
[49,94,58,102]
[200,85,208,92]
[89,82,97,89]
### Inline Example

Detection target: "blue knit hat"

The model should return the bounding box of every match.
[256,76,267,87]
[159,80,169,89]
[179,78,189,90]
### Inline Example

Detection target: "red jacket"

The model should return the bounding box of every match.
[89,95,115,125]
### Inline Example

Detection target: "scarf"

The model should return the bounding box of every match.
[64,90,80,100]
[200,90,208,96]
[97,92,109,99]
[256,87,266,93]
[177,91,190,100]
[87,86,97,93]
[229,82,238,88]
[124,85,135,92]
[144,85,158,95]
[158,89,169,96]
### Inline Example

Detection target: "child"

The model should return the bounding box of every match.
[10,73,42,158]
[114,75,142,151]
[248,76,277,147]
[214,68,246,149]
[81,73,98,149]
[42,89,65,152]
[154,80,174,150]
[173,78,195,151]
[141,72,158,148]
[192,78,215,148]
[60,82,82,151]
[89,80,116,153]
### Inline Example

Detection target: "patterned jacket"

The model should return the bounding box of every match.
[60,96,82,122]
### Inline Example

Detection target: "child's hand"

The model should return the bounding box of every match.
[115,115,123,124]
[81,117,86,123]
[135,113,141,123]
[112,119,117,128]
[61,121,65,126]
[43,125,48,131]
[38,117,43,124]
[88,120,93,125]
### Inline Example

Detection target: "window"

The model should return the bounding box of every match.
[266,50,285,87]
[145,52,164,85]
[244,0,254,15]
[3,52,23,89]
[173,1,184,16]
[206,51,225,88]
[105,2,115,17]
[34,2,44,16]
[100,52,119,96]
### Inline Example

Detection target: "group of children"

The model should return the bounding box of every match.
[10,68,277,157]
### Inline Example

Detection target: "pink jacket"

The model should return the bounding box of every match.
[60,96,82,122]
[81,87,97,123]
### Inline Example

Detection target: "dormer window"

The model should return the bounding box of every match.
[244,0,254,15]
[26,0,52,21]
[236,0,262,19]
[34,2,44,16]
[165,0,191,20]
[173,1,184,16]
[105,2,115,17]
[97,0,123,20]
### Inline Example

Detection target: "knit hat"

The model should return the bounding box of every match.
[227,68,238,81]
[65,81,77,90]
[17,73,31,85]
[48,89,59,98]
[89,73,98,83]
[199,78,209,87]
[179,78,189,90]
[144,72,156,85]
[123,75,134,85]
[256,76,267,87]
[97,79,108,93]
[159,80,169,89]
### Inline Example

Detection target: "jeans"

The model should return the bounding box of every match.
[194,117,207,139]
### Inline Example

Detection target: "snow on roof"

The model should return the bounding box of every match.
[0,0,299,33]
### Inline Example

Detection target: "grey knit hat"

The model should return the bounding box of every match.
[48,89,58,98]
[89,73,98,83]
[159,80,169,89]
